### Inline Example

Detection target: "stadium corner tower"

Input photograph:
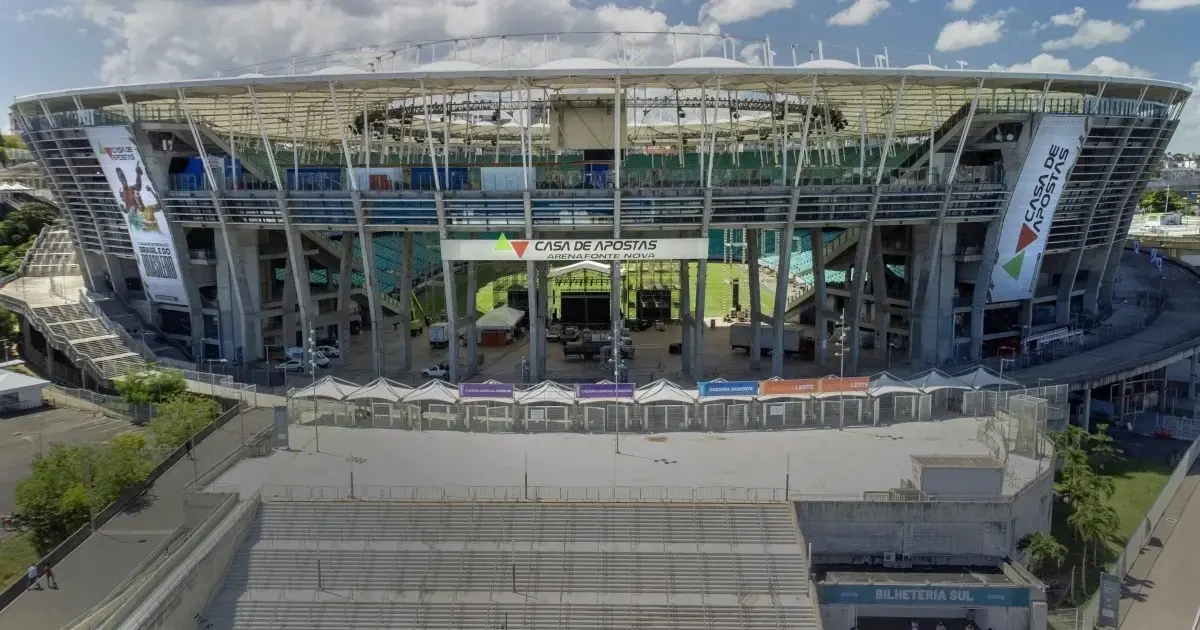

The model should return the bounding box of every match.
[12,35,1189,383]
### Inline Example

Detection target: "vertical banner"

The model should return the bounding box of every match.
[988,116,1086,303]
[1097,572,1120,628]
[273,407,289,450]
[85,126,190,307]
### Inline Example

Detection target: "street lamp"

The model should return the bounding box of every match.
[307,328,320,453]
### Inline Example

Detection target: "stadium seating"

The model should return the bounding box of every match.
[758,228,844,279]
[204,501,820,630]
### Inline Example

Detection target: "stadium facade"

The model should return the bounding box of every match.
[10,34,1190,385]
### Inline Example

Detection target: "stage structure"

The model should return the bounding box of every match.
[11,31,1189,384]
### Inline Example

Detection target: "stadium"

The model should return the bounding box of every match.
[1,31,1197,630]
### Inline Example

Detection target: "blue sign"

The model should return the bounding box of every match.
[817,584,1030,608]
[698,381,759,397]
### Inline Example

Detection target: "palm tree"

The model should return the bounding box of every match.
[1068,499,1120,595]
[1017,532,1068,577]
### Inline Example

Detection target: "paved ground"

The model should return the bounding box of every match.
[213,416,1048,499]
[0,276,85,309]
[0,407,134,515]
[1118,456,1200,630]
[0,407,273,630]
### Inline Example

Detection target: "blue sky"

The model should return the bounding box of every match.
[3,0,1198,150]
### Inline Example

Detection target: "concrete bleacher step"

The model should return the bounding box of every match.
[254,502,801,545]
[214,601,821,630]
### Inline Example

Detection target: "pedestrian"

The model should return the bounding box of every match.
[43,563,56,589]
[185,438,194,461]
[26,565,40,590]
[393,321,399,331]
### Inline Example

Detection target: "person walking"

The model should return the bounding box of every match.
[185,438,194,461]
[26,565,40,590]
[43,563,56,589]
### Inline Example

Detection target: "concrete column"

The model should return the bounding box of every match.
[399,232,413,372]
[526,261,539,383]
[695,261,709,384]
[811,228,829,366]
[920,223,957,367]
[1188,352,1197,401]
[280,221,313,349]
[680,260,691,375]
[1019,299,1034,336]
[434,192,460,383]
[337,231,353,351]
[1118,378,1127,420]
[537,262,549,378]
[971,219,1005,361]
[610,262,621,342]
[466,261,478,377]
[281,265,298,349]
[1081,387,1092,432]
[772,210,797,377]
[747,229,762,371]
[869,227,889,362]
[350,193,383,376]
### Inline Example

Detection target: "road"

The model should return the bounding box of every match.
[1118,457,1200,629]
[0,407,273,630]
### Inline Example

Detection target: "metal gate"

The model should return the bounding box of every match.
[605,404,630,432]
[644,405,689,432]
[918,394,933,421]
[585,406,606,433]
[702,403,726,431]
[728,403,750,430]
[525,405,571,432]
[424,403,457,430]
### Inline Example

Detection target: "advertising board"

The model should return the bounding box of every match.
[988,116,1086,303]
[697,381,760,397]
[84,126,190,307]
[576,383,635,399]
[817,584,1030,607]
[441,235,708,262]
[459,383,515,399]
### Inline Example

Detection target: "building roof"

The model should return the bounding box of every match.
[476,306,524,330]
[0,368,49,393]
[912,455,1005,469]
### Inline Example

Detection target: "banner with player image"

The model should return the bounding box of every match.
[85,126,190,307]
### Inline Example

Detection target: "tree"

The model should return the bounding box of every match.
[0,202,60,246]
[91,433,153,500]
[114,367,188,405]
[147,394,220,450]
[1139,189,1190,214]
[1051,425,1123,474]
[1018,532,1068,577]
[1068,499,1120,595]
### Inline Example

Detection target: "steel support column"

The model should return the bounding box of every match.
[846,77,906,375]
[869,227,889,361]
[811,227,829,366]
[748,229,762,370]
[400,232,414,372]
[329,83,383,376]
[466,261,478,377]
[611,76,623,383]
[694,189,713,381]
[772,77,818,377]
[420,80,459,383]
[337,231,353,354]
[524,194,539,383]
[681,260,691,375]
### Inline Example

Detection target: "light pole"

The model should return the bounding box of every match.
[307,327,320,453]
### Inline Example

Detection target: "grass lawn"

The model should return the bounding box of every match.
[420,261,774,321]
[0,533,37,586]
[1046,457,1171,607]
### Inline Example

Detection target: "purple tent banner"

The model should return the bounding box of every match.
[576,383,635,399]
[459,382,514,398]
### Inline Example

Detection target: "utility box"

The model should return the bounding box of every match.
[911,455,1005,498]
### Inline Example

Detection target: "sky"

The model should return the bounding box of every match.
[2,0,1198,151]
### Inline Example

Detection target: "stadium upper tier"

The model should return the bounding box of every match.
[12,39,1190,237]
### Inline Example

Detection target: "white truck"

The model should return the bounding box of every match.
[429,322,450,347]
[729,322,808,357]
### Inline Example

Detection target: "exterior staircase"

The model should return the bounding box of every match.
[782,228,860,315]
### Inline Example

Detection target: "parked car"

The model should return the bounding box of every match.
[276,359,306,372]
[546,325,562,342]
[421,363,450,379]
[315,345,340,358]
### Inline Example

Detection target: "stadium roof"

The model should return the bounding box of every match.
[14,66,1190,143]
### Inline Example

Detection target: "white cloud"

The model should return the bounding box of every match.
[828,0,891,26]
[946,0,976,11]
[935,13,1007,51]
[700,0,794,24]
[47,0,740,84]
[1167,61,1200,152]
[1050,6,1086,26]
[989,53,1154,78]
[1130,0,1200,10]
[1042,16,1145,50]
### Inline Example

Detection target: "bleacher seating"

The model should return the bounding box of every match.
[758,228,844,278]
[22,229,80,277]
[204,501,820,630]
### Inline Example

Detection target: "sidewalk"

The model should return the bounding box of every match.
[0,408,273,630]
[1118,457,1200,629]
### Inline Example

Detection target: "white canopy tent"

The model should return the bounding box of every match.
[462,379,517,404]
[578,380,635,403]
[908,369,973,393]
[289,376,360,400]
[476,306,525,331]
[402,380,461,404]
[344,378,413,402]
[635,380,699,404]
[867,373,920,397]
[517,381,577,405]
[697,378,758,402]
[955,366,1020,389]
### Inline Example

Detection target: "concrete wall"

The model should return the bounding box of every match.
[796,500,1013,565]
[918,466,1004,498]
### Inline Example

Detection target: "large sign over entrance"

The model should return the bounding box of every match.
[84,126,190,307]
[988,115,1086,303]
[817,584,1030,607]
[441,235,708,261]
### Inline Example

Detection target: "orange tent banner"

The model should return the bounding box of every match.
[758,379,820,396]
[757,377,870,396]
[818,377,870,394]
